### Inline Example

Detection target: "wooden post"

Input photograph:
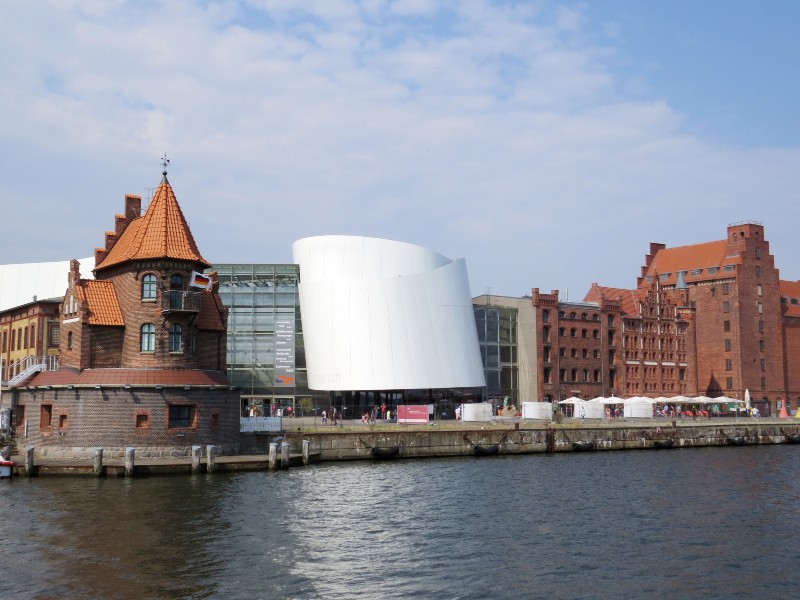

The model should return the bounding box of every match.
[206,445,217,473]
[280,441,290,469]
[124,447,135,477]
[191,445,202,474]
[269,442,278,470]
[93,448,104,477]
[302,439,310,465]
[25,447,35,477]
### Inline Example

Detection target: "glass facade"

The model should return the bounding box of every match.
[213,264,322,416]
[474,306,518,404]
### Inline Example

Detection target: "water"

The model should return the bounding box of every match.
[2,446,800,599]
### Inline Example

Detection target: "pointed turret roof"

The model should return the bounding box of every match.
[95,173,210,273]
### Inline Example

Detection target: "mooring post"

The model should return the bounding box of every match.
[280,441,290,469]
[93,448,104,477]
[269,442,278,470]
[191,445,202,474]
[206,445,217,473]
[25,447,35,477]
[302,439,310,465]
[124,447,135,477]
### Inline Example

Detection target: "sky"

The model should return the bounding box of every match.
[1,0,799,300]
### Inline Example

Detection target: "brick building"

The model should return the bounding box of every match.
[9,168,240,456]
[587,221,797,416]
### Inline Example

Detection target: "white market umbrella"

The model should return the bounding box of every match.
[745,388,751,412]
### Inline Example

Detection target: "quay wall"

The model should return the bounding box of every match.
[274,421,800,461]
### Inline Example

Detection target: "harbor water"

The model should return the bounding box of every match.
[2,445,799,599]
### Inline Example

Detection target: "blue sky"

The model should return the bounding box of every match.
[1,0,799,299]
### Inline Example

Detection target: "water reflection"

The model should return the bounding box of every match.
[2,446,800,599]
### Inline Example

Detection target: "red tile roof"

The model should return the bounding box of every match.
[584,284,642,316]
[95,177,210,272]
[780,280,800,318]
[25,368,230,387]
[641,240,739,287]
[76,280,124,326]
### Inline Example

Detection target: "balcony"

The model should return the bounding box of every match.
[161,290,202,313]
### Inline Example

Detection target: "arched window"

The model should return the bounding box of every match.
[67,331,73,350]
[169,323,183,353]
[30,324,35,348]
[142,274,157,300]
[141,323,156,352]
[170,274,184,290]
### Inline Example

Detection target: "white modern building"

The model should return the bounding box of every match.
[0,257,94,312]
[292,235,486,392]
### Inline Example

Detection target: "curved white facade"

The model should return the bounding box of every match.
[292,236,486,391]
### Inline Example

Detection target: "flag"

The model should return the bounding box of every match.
[189,271,212,290]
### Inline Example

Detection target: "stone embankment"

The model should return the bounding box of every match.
[6,418,800,477]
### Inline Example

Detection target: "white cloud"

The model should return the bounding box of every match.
[1,0,799,299]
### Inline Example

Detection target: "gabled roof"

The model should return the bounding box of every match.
[780,280,800,318]
[76,280,124,326]
[95,175,209,272]
[585,284,641,316]
[641,240,739,287]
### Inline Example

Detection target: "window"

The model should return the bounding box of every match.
[755,247,761,259]
[725,339,731,352]
[570,312,576,319]
[135,413,150,429]
[58,414,68,429]
[582,369,588,382]
[542,310,550,323]
[211,413,220,428]
[582,349,588,358]
[593,370,600,382]
[593,350,599,359]
[760,377,766,389]
[724,320,731,332]
[67,331,73,350]
[559,369,566,382]
[593,329,599,339]
[707,267,719,275]
[559,348,565,357]
[23,326,28,349]
[543,327,550,342]
[722,283,729,295]
[543,368,552,384]
[581,329,588,338]
[40,404,53,430]
[757,284,763,297]
[581,313,587,320]
[1,330,5,352]
[48,323,60,347]
[168,404,196,429]
[570,328,576,337]
[170,273,184,290]
[607,315,614,327]
[760,358,766,371]
[726,377,733,389]
[542,348,550,362]
[757,302,763,314]
[758,320,764,333]
[723,265,735,272]
[760,339,765,351]
[190,326,198,354]
[756,266,762,277]
[722,301,730,313]
[559,328,565,337]
[142,274,157,300]
[571,348,578,358]
[30,324,35,348]
[168,324,183,353]
[140,323,156,352]
[570,368,577,381]
[690,268,702,277]
[725,359,732,371]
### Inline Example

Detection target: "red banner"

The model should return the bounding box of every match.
[397,405,429,424]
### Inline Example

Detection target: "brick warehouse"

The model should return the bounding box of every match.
[9,167,241,457]
[477,222,800,417]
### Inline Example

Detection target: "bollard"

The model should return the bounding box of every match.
[124,447,135,477]
[280,441,290,470]
[302,439,310,465]
[206,445,217,473]
[25,447,35,477]
[93,448,104,477]
[268,442,278,470]
[191,445,202,474]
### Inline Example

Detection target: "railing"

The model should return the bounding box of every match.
[161,290,202,313]
[1,355,59,387]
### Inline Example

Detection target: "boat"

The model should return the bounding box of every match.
[653,439,674,449]
[473,444,499,456]
[572,441,594,452]
[371,446,400,460]
[0,458,14,479]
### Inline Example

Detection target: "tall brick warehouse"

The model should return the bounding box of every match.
[12,168,240,456]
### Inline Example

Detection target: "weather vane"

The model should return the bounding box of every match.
[161,153,170,175]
